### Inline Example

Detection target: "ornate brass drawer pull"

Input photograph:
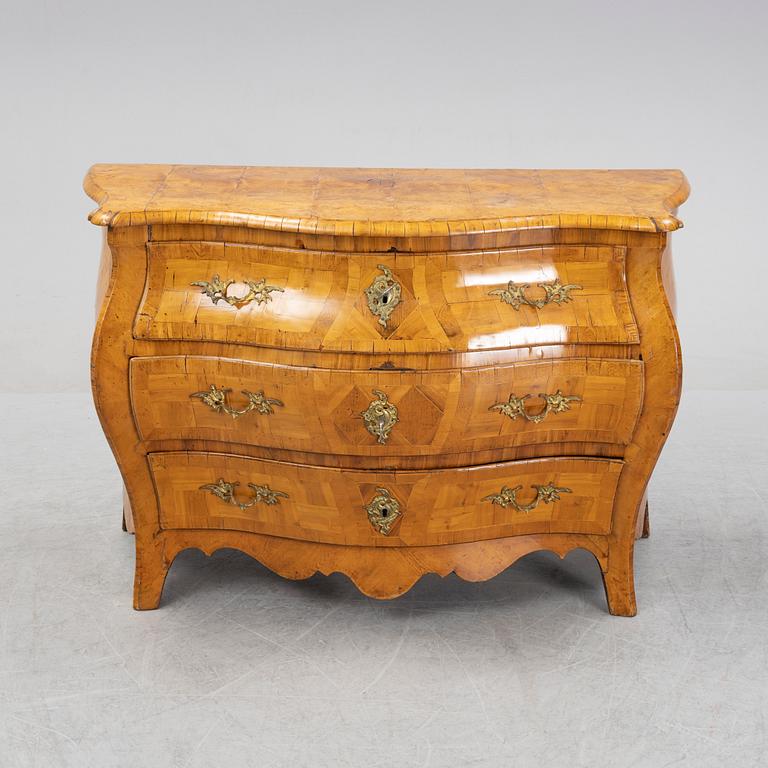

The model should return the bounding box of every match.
[192,274,284,308]
[364,488,402,535]
[361,390,399,444]
[190,384,284,418]
[365,265,402,327]
[482,483,571,513]
[488,279,582,310]
[200,478,288,510]
[490,390,581,424]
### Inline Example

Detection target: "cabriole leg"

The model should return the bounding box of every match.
[133,539,171,610]
[600,542,637,617]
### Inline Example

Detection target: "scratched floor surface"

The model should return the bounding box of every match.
[1,391,766,768]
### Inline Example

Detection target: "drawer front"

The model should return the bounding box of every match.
[150,452,622,545]
[134,242,638,353]
[131,356,643,457]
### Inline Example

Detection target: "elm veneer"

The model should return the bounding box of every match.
[86,165,688,615]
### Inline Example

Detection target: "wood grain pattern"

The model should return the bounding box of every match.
[85,164,688,615]
[130,356,643,460]
[85,165,688,238]
[150,452,623,546]
[143,220,660,257]
[141,529,611,603]
[134,242,639,352]
[599,235,683,616]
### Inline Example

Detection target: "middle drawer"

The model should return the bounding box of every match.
[130,356,643,459]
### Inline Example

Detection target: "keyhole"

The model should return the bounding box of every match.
[381,294,389,305]
[381,507,389,517]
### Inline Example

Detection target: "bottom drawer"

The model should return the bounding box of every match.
[149,452,622,546]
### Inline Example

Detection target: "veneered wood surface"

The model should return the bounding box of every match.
[135,242,639,352]
[86,166,687,615]
[130,356,643,460]
[85,165,688,237]
[150,452,622,545]
[148,529,610,601]
[598,235,683,616]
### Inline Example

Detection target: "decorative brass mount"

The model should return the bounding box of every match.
[360,390,399,444]
[364,488,402,535]
[365,265,402,327]
[489,390,581,424]
[192,274,284,308]
[488,279,582,309]
[481,483,572,513]
[190,384,284,418]
[199,478,288,510]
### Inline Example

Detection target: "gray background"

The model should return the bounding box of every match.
[2,3,768,767]
[1,0,767,392]
[2,389,767,767]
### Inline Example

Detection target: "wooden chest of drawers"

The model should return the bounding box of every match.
[85,165,688,615]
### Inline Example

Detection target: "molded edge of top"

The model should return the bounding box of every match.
[84,164,689,237]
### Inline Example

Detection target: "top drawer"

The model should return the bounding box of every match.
[134,242,639,354]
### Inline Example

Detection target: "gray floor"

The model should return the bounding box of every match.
[1,391,766,767]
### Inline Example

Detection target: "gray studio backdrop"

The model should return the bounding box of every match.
[1,0,766,393]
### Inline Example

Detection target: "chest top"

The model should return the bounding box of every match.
[84,165,688,240]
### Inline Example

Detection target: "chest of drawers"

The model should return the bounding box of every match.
[85,165,688,615]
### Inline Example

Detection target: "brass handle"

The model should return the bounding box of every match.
[490,390,581,424]
[200,478,288,510]
[364,487,402,535]
[482,483,571,513]
[192,274,284,308]
[360,390,399,444]
[191,384,283,418]
[488,279,582,309]
[365,265,402,327]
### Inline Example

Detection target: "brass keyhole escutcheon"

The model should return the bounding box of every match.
[364,265,402,328]
[364,488,402,535]
[360,390,399,444]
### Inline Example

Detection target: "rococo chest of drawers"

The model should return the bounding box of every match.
[85,165,688,615]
